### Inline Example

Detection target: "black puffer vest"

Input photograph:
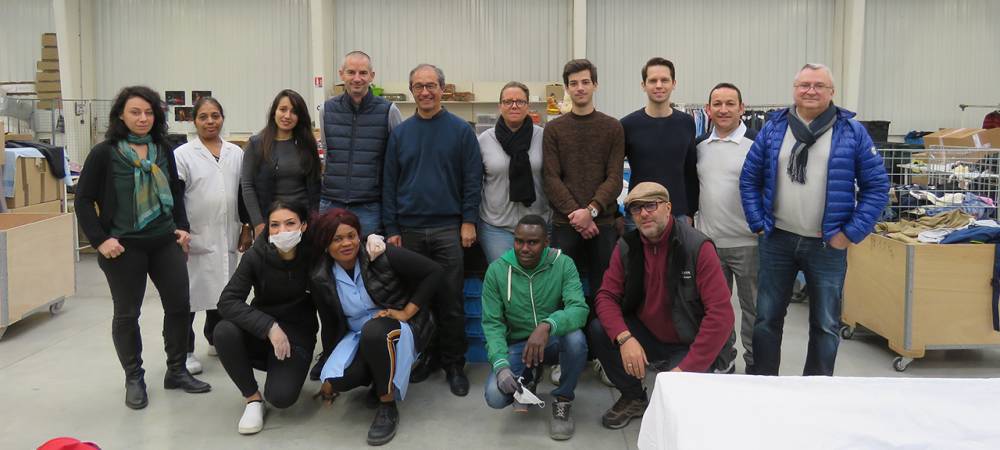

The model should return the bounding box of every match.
[321,92,392,204]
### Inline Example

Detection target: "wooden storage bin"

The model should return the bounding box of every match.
[842,234,1000,370]
[0,213,75,338]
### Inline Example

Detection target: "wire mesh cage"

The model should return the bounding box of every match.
[2,97,114,164]
[879,146,999,223]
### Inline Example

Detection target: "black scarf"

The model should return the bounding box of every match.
[495,118,535,206]
[787,103,838,184]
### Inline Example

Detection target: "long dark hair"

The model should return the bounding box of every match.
[266,199,310,229]
[106,86,168,144]
[258,89,320,179]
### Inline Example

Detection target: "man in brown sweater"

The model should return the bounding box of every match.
[543,59,625,312]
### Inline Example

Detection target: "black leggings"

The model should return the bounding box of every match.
[188,309,222,352]
[213,320,314,408]
[325,317,402,398]
[97,235,191,375]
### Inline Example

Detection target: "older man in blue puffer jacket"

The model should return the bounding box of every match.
[739,63,889,376]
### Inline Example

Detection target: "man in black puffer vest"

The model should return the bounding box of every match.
[320,50,403,235]
[588,182,736,430]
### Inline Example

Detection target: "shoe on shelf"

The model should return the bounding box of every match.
[186,353,203,375]
[549,399,575,440]
[238,401,266,435]
[593,360,614,387]
[367,402,399,446]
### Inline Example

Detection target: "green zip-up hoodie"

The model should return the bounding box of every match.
[481,247,589,372]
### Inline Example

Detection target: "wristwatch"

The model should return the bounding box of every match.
[587,205,599,218]
[616,331,633,346]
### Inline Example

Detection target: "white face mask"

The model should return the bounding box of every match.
[513,377,546,408]
[269,230,302,252]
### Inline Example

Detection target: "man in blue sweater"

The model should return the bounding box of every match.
[382,63,483,396]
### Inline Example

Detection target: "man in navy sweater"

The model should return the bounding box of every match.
[383,63,483,396]
[620,57,699,228]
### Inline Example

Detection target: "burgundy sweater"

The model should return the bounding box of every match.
[594,220,734,372]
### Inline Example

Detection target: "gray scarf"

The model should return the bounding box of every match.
[787,103,837,184]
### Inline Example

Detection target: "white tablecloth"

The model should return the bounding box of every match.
[638,372,1000,450]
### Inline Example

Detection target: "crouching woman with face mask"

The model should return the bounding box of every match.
[214,201,317,435]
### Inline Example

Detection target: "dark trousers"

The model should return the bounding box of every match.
[213,320,314,408]
[551,223,617,313]
[188,309,222,352]
[325,317,401,398]
[97,235,191,378]
[400,225,466,368]
[588,317,690,400]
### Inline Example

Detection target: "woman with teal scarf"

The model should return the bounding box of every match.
[75,86,211,410]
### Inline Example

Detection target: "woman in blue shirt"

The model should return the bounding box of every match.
[310,208,442,446]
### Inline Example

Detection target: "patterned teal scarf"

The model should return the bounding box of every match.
[116,134,174,229]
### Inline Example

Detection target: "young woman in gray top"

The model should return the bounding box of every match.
[242,89,322,237]
[478,81,550,262]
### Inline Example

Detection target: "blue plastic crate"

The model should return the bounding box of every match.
[463,278,483,298]
[464,297,483,318]
[465,317,484,338]
[466,336,488,363]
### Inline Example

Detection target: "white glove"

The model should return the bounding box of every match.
[366,234,387,261]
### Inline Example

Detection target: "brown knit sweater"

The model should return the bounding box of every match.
[542,110,625,225]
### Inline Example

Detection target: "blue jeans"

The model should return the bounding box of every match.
[753,229,848,376]
[484,329,588,408]
[319,199,382,237]
[477,222,514,263]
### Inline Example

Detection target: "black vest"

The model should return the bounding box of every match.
[618,220,736,372]
[321,92,392,204]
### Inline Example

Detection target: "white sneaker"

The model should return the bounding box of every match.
[186,353,203,375]
[238,401,266,435]
[550,364,562,386]
[207,345,218,357]
[593,360,613,387]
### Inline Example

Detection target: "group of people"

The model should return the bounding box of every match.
[74,51,889,446]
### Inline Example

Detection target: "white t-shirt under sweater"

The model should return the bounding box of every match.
[773,126,832,238]
[696,123,757,248]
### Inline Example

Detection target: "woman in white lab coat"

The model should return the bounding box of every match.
[174,97,252,374]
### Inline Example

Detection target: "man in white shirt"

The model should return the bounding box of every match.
[695,83,758,373]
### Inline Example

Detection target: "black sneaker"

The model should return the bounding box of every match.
[367,402,399,446]
[601,394,648,429]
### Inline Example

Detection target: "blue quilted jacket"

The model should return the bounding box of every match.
[739,107,889,243]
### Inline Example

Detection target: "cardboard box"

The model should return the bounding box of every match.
[35,100,59,110]
[5,154,65,208]
[35,72,60,82]
[332,83,345,96]
[923,128,1000,149]
[41,33,57,47]
[41,47,59,61]
[4,133,33,142]
[545,84,565,102]
[35,81,61,93]
[36,61,59,71]
[37,92,61,100]
[8,199,62,213]
[0,213,75,331]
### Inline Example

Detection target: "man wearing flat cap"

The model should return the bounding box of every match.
[588,182,736,430]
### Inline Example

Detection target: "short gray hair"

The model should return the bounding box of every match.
[342,51,372,70]
[795,63,835,87]
[409,63,445,87]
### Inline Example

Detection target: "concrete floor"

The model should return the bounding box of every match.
[2,255,999,449]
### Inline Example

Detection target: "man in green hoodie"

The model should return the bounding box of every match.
[481,214,589,441]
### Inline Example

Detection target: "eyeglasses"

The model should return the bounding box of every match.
[628,201,663,215]
[410,83,439,93]
[794,83,832,93]
[501,99,528,108]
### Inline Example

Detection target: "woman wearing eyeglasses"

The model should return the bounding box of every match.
[477,82,550,262]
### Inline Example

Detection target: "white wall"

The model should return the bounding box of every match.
[587,0,836,119]
[92,0,313,134]
[333,0,572,85]
[0,0,55,83]
[858,0,1000,134]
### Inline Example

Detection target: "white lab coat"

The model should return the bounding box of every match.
[174,137,244,312]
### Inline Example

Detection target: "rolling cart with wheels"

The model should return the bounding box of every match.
[0,213,76,340]
[842,234,1000,371]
